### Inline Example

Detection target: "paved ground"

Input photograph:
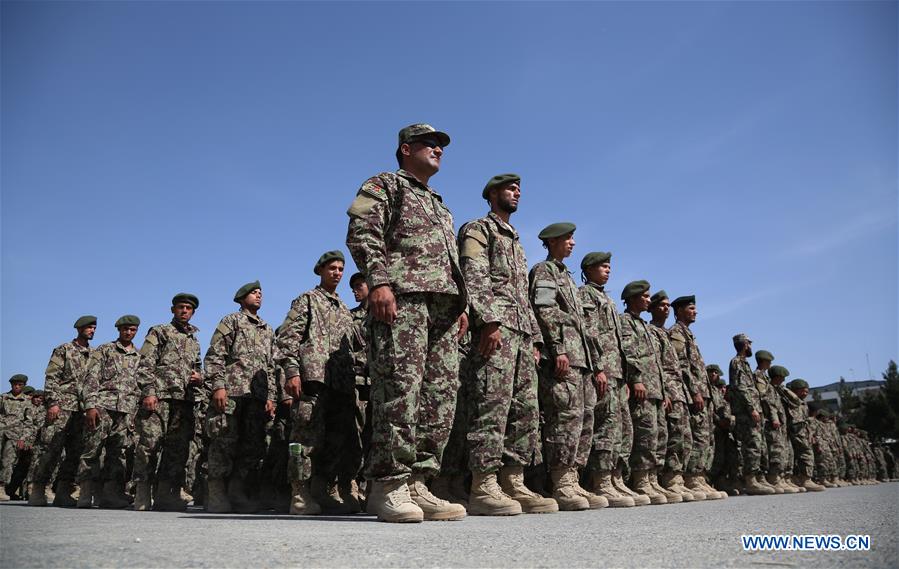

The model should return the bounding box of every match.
[2,483,897,568]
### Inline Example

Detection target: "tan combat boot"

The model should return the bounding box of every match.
[289,479,321,515]
[782,475,802,493]
[549,467,590,511]
[796,474,825,492]
[683,474,708,500]
[97,480,131,509]
[743,474,776,495]
[133,481,151,511]
[205,478,231,513]
[153,480,188,511]
[27,482,48,507]
[468,471,522,516]
[570,468,607,509]
[768,473,797,494]
[499,465,558,513]
[661,472,695,502]
[409,475,466,521]
[650,471,682,504]
[612,468,650,506]
[53,481,77,507]
[76,480,94,508]
[700,475,727,500]
[821,477,837,488]
[631,470,667,505]
[0,483,10,501]
[758,474,782,494]
[587,470,635,508]
[337,480,362,514]
[367,479,422,523]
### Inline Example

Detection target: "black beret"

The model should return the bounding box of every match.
[9,374,28,384]
[705,364,723,375]
[621,279,650,300]
[649,289,669,308]
[233,281,261,303]
[769,365,790,379]
[755,350,774,362]
[115,315,141,328]
[787,378,809,390]
[482,173,520,199]
[31,389,44,397]
[671,295,695,309]
[581,251,612,270]
[538,222,576,240]
[172,293,199,309]
[74,315,97,328]
[314,250,345,275]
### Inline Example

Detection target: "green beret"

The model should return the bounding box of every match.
[314,250,345,275]
[649,289,669,308]
[73,315,97,329]
[769,365,790,379]
[755,350,774,362]
[22,385,35,394]
[9,374,28,384]
[233,280,261,303]
[482,173,520,200]
[732,333,751,345]
[621,279,650,300]
[349,272,366,287]
[787,378,809,390]
[398,123,450,147]
[705,364,723,376]
[115,315,141,328]
[538,222,576,240]
[580,251,611,270]
[172,293,199,309]
[30,389,44,397]
[671,295,695,309]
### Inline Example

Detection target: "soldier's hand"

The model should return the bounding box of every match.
[533,346,541,364]
[663,397,672,412]
[593,371,608,399]
[265,399,276,418]
[46,405,61,423]
[285,376,303,400]
[142,396,158,412]
[189,371,203,385]
[456,312,469,341]
[554,354,570,379]
[478,322,501,358]
[751,410,761,424]
[691,392,705,412]
[369,285,397,325]
[633,383,647,402]
[772,420,781,430]
[212,388,228,413]
[84,408,99,430]
[16,440,25,451]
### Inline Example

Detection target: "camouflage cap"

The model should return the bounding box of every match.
[398,123,450,147]
[233,281,261,303]
[671,295,695,309]
[732,333,751,345]
[755,350,774,362]
[621,279,651,300]
[580,251,611,270]
[706,364,723,376]
[9,373,28,384]
[74,315,97,329]
[649,289,669,308]
[115,314,141,328]
[482,173,520,200]
[314,250,345,275]
[172,293,199,309]
[22,385,35,394]
[769,365,790,379]
[538,222,576,240]
[349,272,366,287]
[787,378,809,390]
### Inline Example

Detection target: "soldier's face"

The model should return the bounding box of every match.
[402,138,443,174]
[10,382,24,396]
[242,289,263,311]
[351,280,369,302]
[650,298,670,320]
[757,359,771,371]
[320,260,344,291]
[171,302,195,324]
[628,291,651,312]
[77,325,96,341]
[677,304,697,324]
[118,325,139,343]
[793,387,808,399]
[585,262,611,285]
[32,396,44,406]
[494,183,520,213]
[548,232,575,260]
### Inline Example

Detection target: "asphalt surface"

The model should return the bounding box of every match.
[2,483,897,568]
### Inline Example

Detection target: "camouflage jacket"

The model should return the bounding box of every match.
[276,286,359,395]
[668,321,710,400]
[0,391,31,440]
[754,370,776,422]
[350,304,369,386]
[778,385,808,425]
[712,386,735,427]
[458,212,539,339]
[761,378,788,427]
[649,323,688,403]
[136,320,203,401]
[83,339,141,414]
[529,257,593,370]
[204,310,276,400]
[44,341,93,411]
[618,311,665,400]
[578,283,625,380]
[23,403,45,445]
[728,355,761,415]
[346,169,466,305]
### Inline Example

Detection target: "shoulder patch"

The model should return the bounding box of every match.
[533,279,558,307]
[215,321,233,337]
[360,179,388,200]
[143,329,160,346]
[460,225,489,259]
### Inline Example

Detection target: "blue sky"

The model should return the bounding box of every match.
[2,1,896,389]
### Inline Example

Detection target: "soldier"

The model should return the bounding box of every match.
[28,315,96,507]
[348,271,373,502]
[77,315,142,508]
[579,252,643,507]
[529,222,606,511]
[1,374,31,500]
[728,334,773,495]
[457,174,557,515]
[132,294,203,511]
[204,281,277,513]
[767,365,802,493]
[276,251,362,516]
[669,296,724,500]
[707,366,741,495]
[618,281,669,505]
[648,290,693,502]
[345,124,468,523]
[752,350,779,493]
[782,379,825,491]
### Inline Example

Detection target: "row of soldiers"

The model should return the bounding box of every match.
[1,122,896,521]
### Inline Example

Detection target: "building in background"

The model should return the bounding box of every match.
[806,379,885,412]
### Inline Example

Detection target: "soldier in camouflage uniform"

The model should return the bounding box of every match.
[809,407,837,486]
[529,222,606,512]
[751,350,779,494]
[132,294,203,511]
[348,271,372,503]
[204,281,277,513]
[1,374,31,500]
[346,124,468,523]
[77,315,142,508]
[28,315,96,507]
[8,388,44,500]
[728,334,773,495]
[707,367,741,495]
[782,379,824,491]
[457,174,557,515]
[767,365,802,492]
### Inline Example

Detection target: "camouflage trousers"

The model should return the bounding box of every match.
[77,408,131,483]
[317,389,363,483]
[28,409,83,485]
[261,401,291,490]
[618,381,633,470]
[734,415,764,475]
[587,377,624,473]
[814,445,836,479]
[439,361,469,477]
[764,424,790,474]
[782,428,795,475]
[629,398,662,472]
[711,427,740,481]
[789,421,814,477]
[206,396,268,480]
[1,435,26,485]
[685,400,713,475]
[132,399,194,486]
[466,326,540,473]
[538,363,595,469]
[287,390,325,482]
[663,401,693,475]
[366,292,462,482]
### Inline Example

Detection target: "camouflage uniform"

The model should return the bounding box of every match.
[77,339,140,485]
[204,309,276,482]
[710,385,740,484]
[459,212,541,473]
[346,169,467,482]
[780,389,814,478]
[1,390,31,486]
[350,303,372,478]
[28,341,93,487]
[728,355,764,475]
[754,370,772,471]
[760,377,789,477]
[649,324,692,477]
[669,322,712,475]
[132,320,202,488]
[772,384,794,477]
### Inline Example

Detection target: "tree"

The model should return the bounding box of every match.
[838,376,861,415]
[853,361,899,442]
